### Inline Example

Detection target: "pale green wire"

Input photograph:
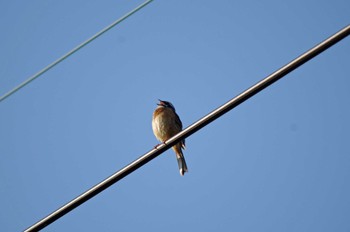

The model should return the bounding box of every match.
[0,0,154,103]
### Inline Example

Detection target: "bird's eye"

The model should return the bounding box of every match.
[167,103,175,111]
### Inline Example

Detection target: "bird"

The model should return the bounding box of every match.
[152,99,188,176]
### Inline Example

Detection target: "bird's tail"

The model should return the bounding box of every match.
[173,144,188,176]
[177,154,188,176]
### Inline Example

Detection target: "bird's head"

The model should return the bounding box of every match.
[157,99,176,111]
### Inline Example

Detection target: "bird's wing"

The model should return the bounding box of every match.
[174,112,186,149]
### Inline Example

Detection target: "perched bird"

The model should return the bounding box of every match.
[152,99,188,176]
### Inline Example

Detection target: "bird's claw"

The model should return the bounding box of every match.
[154,142,166,149]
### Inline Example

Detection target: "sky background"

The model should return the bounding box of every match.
[1,0,350,231]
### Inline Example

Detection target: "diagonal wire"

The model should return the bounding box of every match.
[0,0,154,103]
[24,24,350,232]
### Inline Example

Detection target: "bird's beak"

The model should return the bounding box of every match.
[157,99,163,106]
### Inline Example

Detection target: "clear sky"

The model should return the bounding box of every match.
[1,1,350,231]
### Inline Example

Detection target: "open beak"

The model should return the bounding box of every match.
[157,99,164,106]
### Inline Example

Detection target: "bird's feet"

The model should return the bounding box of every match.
[154,142,166,149]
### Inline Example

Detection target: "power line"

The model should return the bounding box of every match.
[0,0,154,103]
[24,24,350,232]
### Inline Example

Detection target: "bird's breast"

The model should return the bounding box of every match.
[152,108,179,141]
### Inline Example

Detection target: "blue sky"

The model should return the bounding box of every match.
[1,0,350,231]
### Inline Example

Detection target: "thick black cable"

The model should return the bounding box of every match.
[24,24,350,232]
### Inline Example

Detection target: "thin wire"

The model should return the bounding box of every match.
[0,0,154,103]
[24,24,350,232]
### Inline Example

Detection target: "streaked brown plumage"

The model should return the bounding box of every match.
[152,100,188,176]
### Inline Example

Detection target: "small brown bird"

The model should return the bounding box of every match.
[152,99,188,176]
